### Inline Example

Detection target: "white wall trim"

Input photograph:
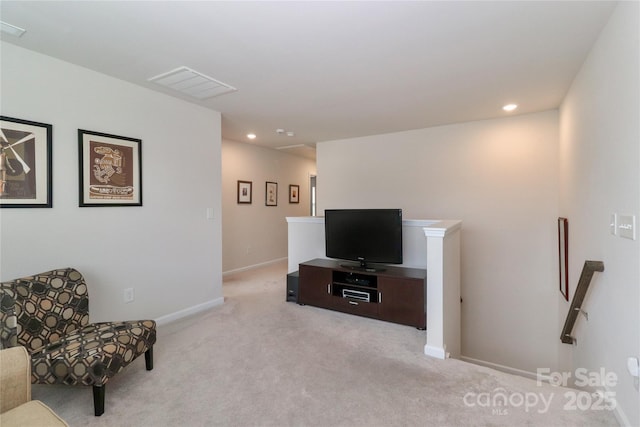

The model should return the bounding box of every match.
[460,355,540,380]
[403,219,438,227]
[285,216,323,224]
[424,220,462,237]
[424,345,448,359]
[223,257,287,276]
[155,297,224,326]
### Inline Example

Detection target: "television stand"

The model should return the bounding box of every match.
[298,258,426,329]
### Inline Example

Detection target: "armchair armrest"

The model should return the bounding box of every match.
[0,347,31,413]
[0,283,18,349]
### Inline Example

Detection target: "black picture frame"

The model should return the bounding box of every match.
[78,129,142,207]
[265,181,277,206]
[289,184,299,203]
[0,116,53,208]
[237,180,252,204]
[558,217,569,301]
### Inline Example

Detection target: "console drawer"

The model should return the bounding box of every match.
[332,297,378,318]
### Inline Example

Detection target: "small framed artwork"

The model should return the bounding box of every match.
[289,184,299,203]
[0,116,53,208]
[265,181,277,206]
[78,129,142,207]
[558,217,569,301]
[237,180,252,204]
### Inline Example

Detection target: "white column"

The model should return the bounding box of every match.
[424,220,462,359]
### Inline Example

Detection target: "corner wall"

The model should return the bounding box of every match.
[222,139,316,273]
[317,110,560,374]
[0,42,223,322]
[559,2,639,425]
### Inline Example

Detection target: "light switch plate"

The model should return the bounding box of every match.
[618,215,636,240]
[610,213,617,235]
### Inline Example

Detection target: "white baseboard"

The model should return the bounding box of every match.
[155,297,224,326]
[460,355,540,381]
[222,257,287,276]
[461,355,631,426]
[424,344,448,359]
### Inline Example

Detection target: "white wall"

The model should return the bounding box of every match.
[221,139,316,273]
[0,42,223,323]
[317,110,560,374]
[559,2,639,425]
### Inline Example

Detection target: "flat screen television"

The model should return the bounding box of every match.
[324,209,403,272]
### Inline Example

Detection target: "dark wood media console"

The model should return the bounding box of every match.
[298,258,426,329]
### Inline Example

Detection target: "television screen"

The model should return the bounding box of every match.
[324,209,403,270]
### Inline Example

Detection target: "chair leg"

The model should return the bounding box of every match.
[145,347,154,371]
[93,385,105,416]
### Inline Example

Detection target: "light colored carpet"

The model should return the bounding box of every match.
[33,260,617,426]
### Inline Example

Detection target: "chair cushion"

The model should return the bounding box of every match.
[0,400,69,427]
[30,320,156,387]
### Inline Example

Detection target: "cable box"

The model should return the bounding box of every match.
[342,289,370,302]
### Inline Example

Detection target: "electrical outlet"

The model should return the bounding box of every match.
[124,288,134,303]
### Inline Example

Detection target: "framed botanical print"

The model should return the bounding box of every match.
[289,184,299,203]
[265,181,277,206]
[0,116,53,208]
[79,129,142,207]
[237,180,252,204]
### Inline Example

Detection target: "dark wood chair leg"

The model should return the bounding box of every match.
[145,347,153,371]
[93,385,105,416]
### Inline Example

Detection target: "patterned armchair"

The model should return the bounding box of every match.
[0,268,156,416]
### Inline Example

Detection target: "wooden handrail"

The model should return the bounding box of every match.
[560,260,604,344]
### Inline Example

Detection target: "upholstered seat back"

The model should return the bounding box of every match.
[1,268,90,352]
[1,267,156,416]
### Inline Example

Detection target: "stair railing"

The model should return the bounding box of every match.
[560,260,604,344]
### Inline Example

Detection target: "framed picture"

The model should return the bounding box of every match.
[265,181,277,206]
[78,129,142,207]
[558,217,569,301]
[289,184,299,203]
[237,180,252,204]
[0,116,53,208]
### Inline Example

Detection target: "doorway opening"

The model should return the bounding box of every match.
[309,175,316,216]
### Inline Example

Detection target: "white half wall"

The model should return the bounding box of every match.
[286,217,435,274]
[0,42,223,322]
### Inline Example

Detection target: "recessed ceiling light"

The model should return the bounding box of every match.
[0,21,26,38]
[503,103,518,112]
[286,132,295,137]
[247,133,257,140]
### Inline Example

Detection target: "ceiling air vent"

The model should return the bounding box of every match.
[148,66,237,100]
